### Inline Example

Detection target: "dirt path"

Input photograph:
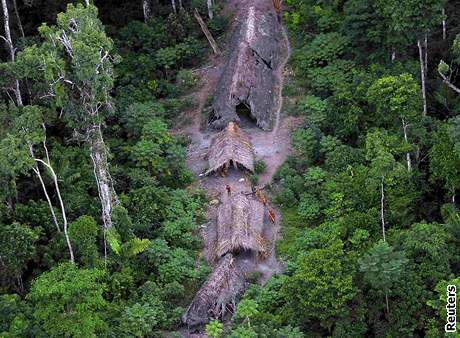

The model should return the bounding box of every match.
[176,1,295,335]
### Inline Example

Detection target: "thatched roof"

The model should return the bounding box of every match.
[205,122,254,175]
[215,192,267,258]
[208,1,288,130]
[182,253,246,328]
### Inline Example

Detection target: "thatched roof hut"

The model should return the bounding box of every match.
[182,253,246,328]
[208,0,288,131]
[205,122,254,175]
[215,192,267,258]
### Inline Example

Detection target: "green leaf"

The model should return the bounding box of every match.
[106,227,121,255]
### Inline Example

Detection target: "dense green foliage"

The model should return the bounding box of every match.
[0,1,218,336]
[228,0,460,337]
[1,0,459,337]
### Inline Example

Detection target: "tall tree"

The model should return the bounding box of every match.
[27,263,107,337]
[365,129,408,241]
[17,4,120,231]
[1,0,22,106]
[375,0,446,115]
[0,222,39,293]
[430,119,460,203]
[359,240,408,317]
[367,73,422,172]
[280,239,356,330]
[13,106,74,262]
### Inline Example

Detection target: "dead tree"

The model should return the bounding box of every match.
[207,0,214,19]
[401,118,412,172]
[27,124,74,263]
[380,177,386,242]
[2,0,73,260]
[442,8,446,40]
[2,0,73,252]
[89,123,118,229]
[417,38,427,115]
[51,11,119,232]
[194,9,221,55]
[438,67,460,95]
[34,156,75,263]
[28,144,61,233]
[142,0,151,22]
[1,0,23,107]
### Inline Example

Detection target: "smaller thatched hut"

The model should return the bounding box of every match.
[205,122,254,175]
[182,254,246,328]
[215,192,267,258]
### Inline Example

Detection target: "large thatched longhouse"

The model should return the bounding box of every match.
[208,0,288,130]
[181,254,246,328]
[215,192,267,259]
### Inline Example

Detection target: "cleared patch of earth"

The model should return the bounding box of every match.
[174,1,297,335]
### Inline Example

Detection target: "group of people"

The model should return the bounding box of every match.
[225,184,276,224]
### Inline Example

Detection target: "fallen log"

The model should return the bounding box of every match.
[208,0,288,130]
[182,254,246,328]
[194,8,221,55]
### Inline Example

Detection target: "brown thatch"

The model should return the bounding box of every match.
[208,0,288,130]
[182,253,246,328]
[205,122,254,175]
[215,192,267,258]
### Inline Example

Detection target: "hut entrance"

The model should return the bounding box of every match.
[236,103,257,127]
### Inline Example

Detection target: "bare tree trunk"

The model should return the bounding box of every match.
[16,275,24,294]
[28,143,61,233]
[442,8,446,40]
[424,34,428,74]
[194,9,221,54]
[380,177,386,242]
[401,118,411,172]
[178,0,182,10]
[1,0,14,62]
[438,69,460,95]
[89,123,117,230]
[207,0,214,19]
[417,39,427,116]
[452,187,456,204]
[1,0,23,107]
[11,0,23,38]
[35,129,74,263]
[142,0,151,22]
[171,0,176,14]
[391,47,396,62]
